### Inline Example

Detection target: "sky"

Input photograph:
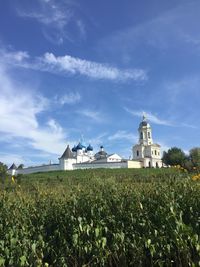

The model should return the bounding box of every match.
[0,0,200,167]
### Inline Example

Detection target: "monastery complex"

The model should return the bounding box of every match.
[8,116,162,175]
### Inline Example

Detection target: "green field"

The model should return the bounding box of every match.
[0,168,200,266]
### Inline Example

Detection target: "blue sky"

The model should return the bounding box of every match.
[0,0,199,166]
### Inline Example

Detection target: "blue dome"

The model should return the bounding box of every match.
[87,144,93,151]
[72,145,77,152]
[76,142,86,150]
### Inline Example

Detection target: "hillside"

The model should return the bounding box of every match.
[0,168,199,266]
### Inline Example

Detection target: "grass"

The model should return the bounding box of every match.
[0,168,199,266]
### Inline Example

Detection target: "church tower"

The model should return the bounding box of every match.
[132,115,162,168]
[138,114,153,146]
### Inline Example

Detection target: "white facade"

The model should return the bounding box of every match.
[8,116,162,174]
[132,115,162,168]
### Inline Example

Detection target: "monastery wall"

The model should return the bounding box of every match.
[14,164,61,175]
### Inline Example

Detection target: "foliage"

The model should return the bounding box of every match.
[189,147,200,168]
[0,162,7,176]
[162,147,186,166]
[0,162,7,185]
[0,168,199,266]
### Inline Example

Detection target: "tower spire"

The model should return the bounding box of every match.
[142,112,147,121]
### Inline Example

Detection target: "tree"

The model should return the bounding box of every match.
[162,147,186,166]
[189,147,200,168]
[0,162,7,184]
[0,162,7,176]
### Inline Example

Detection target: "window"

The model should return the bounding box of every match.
[152,151,153,155]
[137,150,139,156]
[148,132,151,138]
[155,150,157,155]
[140,132,143,139]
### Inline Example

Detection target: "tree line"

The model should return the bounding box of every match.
[162,147,200,170]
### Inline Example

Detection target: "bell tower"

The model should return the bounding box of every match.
[138,114,153,145]
[132,114,162,168]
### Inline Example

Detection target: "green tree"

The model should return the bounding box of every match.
[0,162,7,175]
[162,147,186,166]
[189,147,200,167]
[0,162,7,183]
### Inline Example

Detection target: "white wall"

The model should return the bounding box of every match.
[73,161,128,170]
[14,164,61,175]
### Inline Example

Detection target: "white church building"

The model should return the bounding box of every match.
[132,115,162,168]
[8,116,162,175]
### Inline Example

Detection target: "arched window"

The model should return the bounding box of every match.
[155,150,157,155]
[148,132,151,138]
[137,150,139,156]
[140,132,143,139]
[152,151,153,155]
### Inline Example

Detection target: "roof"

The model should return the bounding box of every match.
[76,142,86,150]
[60,145,74,159]
[9,163,17,170]
[139,115,151,128]
[72,145,77,152]
[94,150,108,159]
[87,144,93,151]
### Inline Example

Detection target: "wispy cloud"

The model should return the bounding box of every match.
[98,1,200,59]
[77,109,103,123]
[76,20,86,39]
[0,48,147,82]
[16,0,86,44]
[108,130,137,143]
[40,52,147,81]
[124,108,173,126]
[55,92,81,105]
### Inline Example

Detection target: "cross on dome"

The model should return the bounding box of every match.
[142,112,147,121]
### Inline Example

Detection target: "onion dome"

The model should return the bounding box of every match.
[139,114,150,128]
[60,145,73,159]
[95,146,108,159]
[139,121,148,127]
[87,144,93,151]
[72,145,77,152]
[76,142,86,150]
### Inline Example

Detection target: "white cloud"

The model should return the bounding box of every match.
[40,52,147,81]
[1,48,147,82]
[77,109,103,122]
[108,130,137,143]
[124,108,173,126]
[0,64,69,159]
[180,123,198,129]
[0,153,26,166]
[86,133,108,149]
[17,0,72,28]
[56,92,81,105]
[3,50,29,62]
[76,20,86,39]
[16,0,84,44]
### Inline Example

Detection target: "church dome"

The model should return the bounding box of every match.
[87,144,93,151]
[139,115,150,128]
[72,145,77,152]
[76,142,86,150]
[140,121,148,127]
